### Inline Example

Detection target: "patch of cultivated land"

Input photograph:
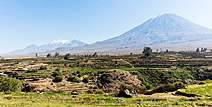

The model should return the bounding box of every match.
[0,52,212,106]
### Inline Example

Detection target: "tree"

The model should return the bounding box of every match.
[92,52,98,57]
[64,53,71,60]
[203,48,207,52]
[196,48,200,52]
[47,53,51,58]
[54,52,60,57]
[142,47,152,57]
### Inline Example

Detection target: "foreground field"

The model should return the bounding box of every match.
[0,80,211,107]
[0,52,212,106]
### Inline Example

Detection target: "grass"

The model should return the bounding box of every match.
[179,80,212,97]
[0,90,211,107]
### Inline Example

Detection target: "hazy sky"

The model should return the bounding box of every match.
[0,0,212,53]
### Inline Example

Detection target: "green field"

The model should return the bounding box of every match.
[0,52,212,106]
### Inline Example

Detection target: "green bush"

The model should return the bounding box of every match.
[53,75,63,82]
[137,70,194,86]
[52,71,61,77]
[0,76,22,92]
[71,72,77,76]
[67,76,81,83]
[22,83,36,92]
[199,81,206,85]
[55,68,60,72]
[145,84,153,90]
[145,82,185,95]
[82,77,89,83]
[119,84,134,91]
[39,66,47,70]
[137,85,147,94]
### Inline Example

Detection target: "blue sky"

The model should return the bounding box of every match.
[0,0,212,53]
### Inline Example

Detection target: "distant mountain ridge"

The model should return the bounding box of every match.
[7,40,87,55]
[55,14,212,54]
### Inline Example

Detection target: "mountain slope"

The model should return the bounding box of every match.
[61,14,212,54]
[7,40,87,55]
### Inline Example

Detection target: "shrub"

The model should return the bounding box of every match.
[137,85,147,94]
[77,74,82,78]
[145,84,153,90]
[76,71,80,74]
[67,76,81,83]
[119,84,134,92]
[39,66,47,70]
[22,83,36,92]
[53,75,63,82]
[82,77,89,83]
[145,82,185,95]
[145,84,176,95]
[199,81,206,85]
[55,68,60,72]
[71,72,77,76]
[0,76,22,92]
[52,71,61,77]
[156,84,178,93]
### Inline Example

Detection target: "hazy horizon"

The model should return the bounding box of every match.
[1,0,212,53]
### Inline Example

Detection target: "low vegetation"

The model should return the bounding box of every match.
[0,51,211,106]
[0,76,22,92]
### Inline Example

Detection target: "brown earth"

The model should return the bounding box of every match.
[97,70,141,92]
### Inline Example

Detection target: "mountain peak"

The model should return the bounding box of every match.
[157,13,179,18]
[153,13,190,23]
[131,13,212,36]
